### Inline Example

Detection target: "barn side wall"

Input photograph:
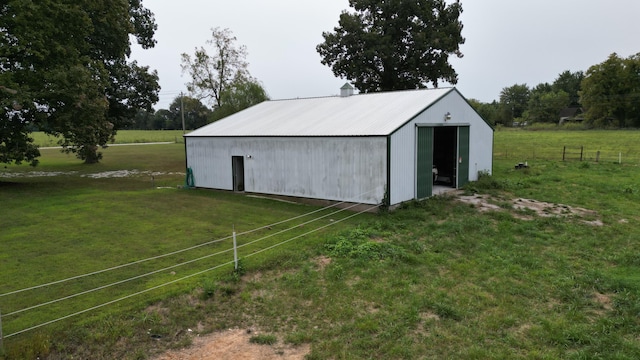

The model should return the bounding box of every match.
[389,90,493,205]
[185,136,387,205]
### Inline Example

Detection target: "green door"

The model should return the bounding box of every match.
[457,126,470,188]
[417,127,433,198]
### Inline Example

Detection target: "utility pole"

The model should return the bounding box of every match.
[180,92,186,134]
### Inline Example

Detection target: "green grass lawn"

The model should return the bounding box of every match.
[1,130,640,359]
[31,130,185,148]
[495,128,640,163]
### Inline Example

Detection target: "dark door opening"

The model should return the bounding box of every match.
[433,127,457,187]
[232,156,245,192]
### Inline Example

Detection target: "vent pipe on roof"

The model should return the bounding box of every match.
[340,83,354,97]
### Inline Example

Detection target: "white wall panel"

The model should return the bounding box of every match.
[389,125,416,205]
[186,136,387,204]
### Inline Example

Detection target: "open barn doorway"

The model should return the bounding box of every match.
[416,125,469,198]
[433,126,458,190]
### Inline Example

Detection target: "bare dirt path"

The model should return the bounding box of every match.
[151,329,310,360]
[456,192,603,225]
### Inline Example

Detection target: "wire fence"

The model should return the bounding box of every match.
[494,146,640,164]
[0,197,378,346]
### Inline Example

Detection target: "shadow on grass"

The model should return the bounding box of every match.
[0,180,30,188]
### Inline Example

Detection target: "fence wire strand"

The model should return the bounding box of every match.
[3,204,360,318]
[4,203,377,339]
[0,189,379,298]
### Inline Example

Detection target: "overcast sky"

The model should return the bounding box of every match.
[130,0,640,110]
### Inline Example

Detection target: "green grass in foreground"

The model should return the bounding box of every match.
[0,143,367,359]
[1,130,640,359]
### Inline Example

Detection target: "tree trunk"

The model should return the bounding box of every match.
[81,145,101,164]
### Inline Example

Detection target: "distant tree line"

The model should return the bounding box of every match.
[470,53,640,128]
[126,79,269,131]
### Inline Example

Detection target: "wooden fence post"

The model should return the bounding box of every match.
[563,146,566,161]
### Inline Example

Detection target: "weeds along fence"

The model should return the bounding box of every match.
[0,201,377,349]
[494,146,640,163]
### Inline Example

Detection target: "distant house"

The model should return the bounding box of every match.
[559,107,584,124]
[184,86,493,207]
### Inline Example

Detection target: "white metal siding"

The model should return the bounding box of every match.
[186,137,387,204]
[389,91,493,205]
[389,124,417,205]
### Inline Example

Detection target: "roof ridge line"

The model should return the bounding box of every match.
[270,86,455,102]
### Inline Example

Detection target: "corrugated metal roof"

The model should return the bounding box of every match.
[185,87,454,137]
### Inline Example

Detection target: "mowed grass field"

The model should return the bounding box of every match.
[494,128,640,162]
[31,130,185,148]
[1,130,640,359]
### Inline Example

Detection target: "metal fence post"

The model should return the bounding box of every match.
[233,229,238,271]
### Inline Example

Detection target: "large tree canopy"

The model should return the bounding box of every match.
[581,53,640,128]
[499,84,531,123]
[0,0,159,165]
[525,84,569,123]
[168,96,211,130]
[552,70,584,107]
[210,79,269,122]
[317,0,464,92]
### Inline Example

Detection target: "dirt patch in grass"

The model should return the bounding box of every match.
[0,170,183,178]
[313,256,332,270]
[420,311,440,322]
[0,170,78,178]
[152,328,310,360]
[457,193,602,225]
[594,292,613,312]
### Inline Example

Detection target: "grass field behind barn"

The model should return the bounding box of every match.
[494,128,640,163]
[31,130,185,148]
[1,129,640,359]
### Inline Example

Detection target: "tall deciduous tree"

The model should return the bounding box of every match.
[0,0,159,165]
[581,53,640,128]
[525,83,569,123]
[181,28,268,125]
[552,70,584,106]
[468,99,500,126]
[317,0,464,92]
[181,28,252,109]
[499,84,530,124]
[169,96,212,130]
